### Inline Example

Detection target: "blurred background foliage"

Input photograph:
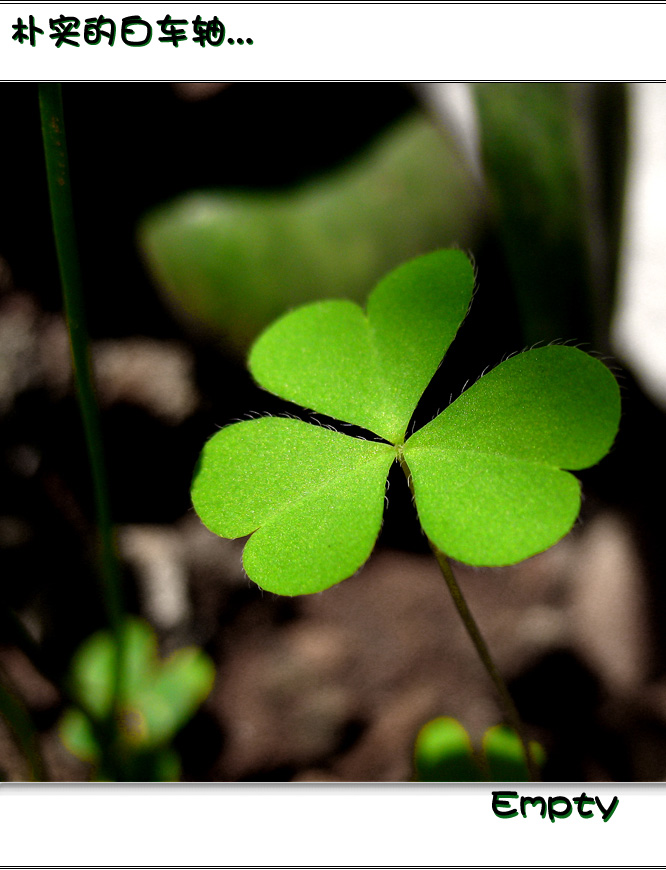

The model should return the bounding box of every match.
[2,82,665,781]
[138,83,628,356]
[138,110,482,355]
[413,716,546,782]
[59,617,214,781]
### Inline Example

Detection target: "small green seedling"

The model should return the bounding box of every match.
[59,618,214,781]
[413,716,546,782]
[191,248,620,596]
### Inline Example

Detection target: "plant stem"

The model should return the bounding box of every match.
[398,452,539,782]
[38,84,125,710]
[429,544,539,781]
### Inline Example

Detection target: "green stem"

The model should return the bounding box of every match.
[398,452,539,782]
[429,544,539,782]
[38,84,125,715]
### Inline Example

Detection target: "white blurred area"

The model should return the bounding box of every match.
[418,82,666,409]
[612,83,666,408]
[414,82,483,182]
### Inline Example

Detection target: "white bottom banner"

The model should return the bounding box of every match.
[0,782,661,866]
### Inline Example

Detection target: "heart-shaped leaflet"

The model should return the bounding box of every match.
[191,249,620,596]
[248,249,473,443]
[403,344,621,566]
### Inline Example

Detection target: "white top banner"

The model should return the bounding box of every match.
[0,3,661,81]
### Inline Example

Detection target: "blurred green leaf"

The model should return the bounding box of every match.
[473,83,628,348]
[138,645,217,745]
[414,717,545,782]
[413,716,482,782]
[138,111,482,355]
[58,707,98,763]
[483,724,547,782]
[59,618,215,780]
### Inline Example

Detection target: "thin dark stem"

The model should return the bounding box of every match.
[38,84,125,709]
[398,451,539,782]
[429,544,540,782]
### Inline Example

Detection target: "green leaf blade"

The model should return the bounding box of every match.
[404,449,581,566]
[191,417,395,594]
[413,716,483,782]
[483,725,546,782]
[249,300,396,441]
[248,250,475,444]
[60,707,99,764]
[138,647,216,746]
[411,346,620,468]
[367,248,474,440]
[404,346,620,565]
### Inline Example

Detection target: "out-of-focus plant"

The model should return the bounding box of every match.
[137,111,482,355]
[472,82,628,349]
[413,716,546,782]
[59,619,215,781]
[0,84,216,782]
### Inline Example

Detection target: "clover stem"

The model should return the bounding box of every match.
[39,85,126,729]
[429,544,540,782]
[397,451,539,782]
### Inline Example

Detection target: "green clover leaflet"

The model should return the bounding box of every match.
[191,249,621,595]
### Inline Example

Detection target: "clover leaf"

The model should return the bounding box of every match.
[191,249,620,596]
[413,716,546,782]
